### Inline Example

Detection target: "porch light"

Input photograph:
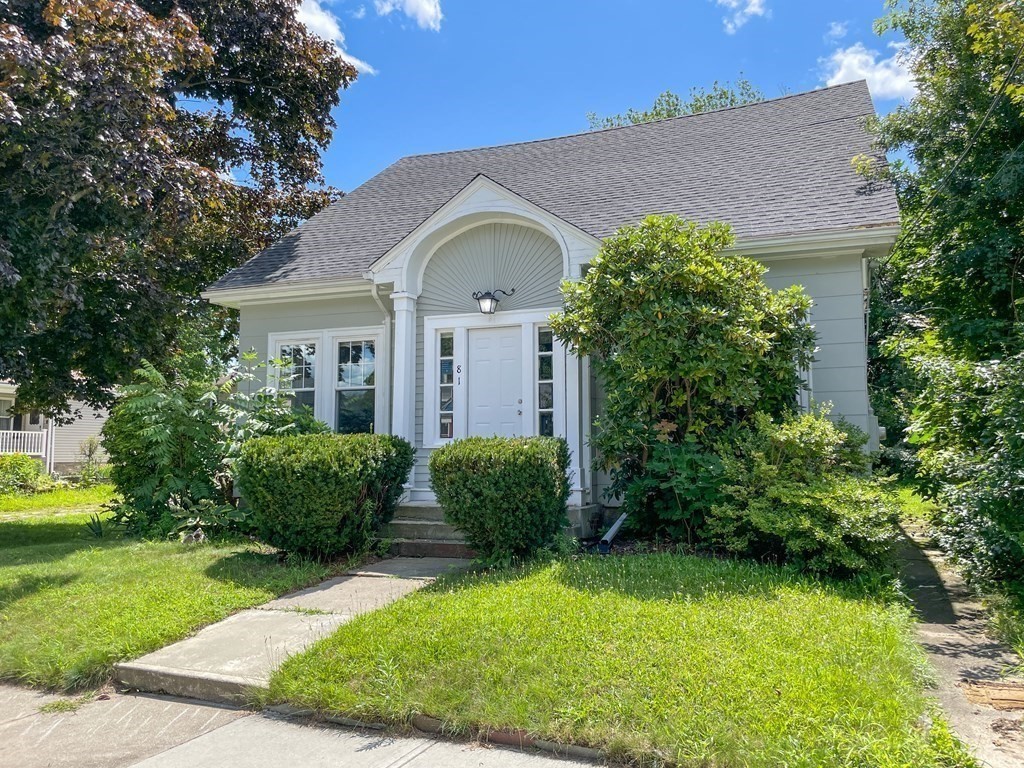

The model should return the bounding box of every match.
[472,288,515,315]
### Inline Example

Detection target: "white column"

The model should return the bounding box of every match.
[390,292,417,445]
[564,347,584,507]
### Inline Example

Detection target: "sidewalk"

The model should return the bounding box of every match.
[115,557,470,705]
[898,527,1024,767]
[0,685,598,768]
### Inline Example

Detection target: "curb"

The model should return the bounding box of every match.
[115,662,266,707]
[270,706,604,762]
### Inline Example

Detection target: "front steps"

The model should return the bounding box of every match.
[385,504,474,559]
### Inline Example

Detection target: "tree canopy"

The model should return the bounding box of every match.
[587,77,766,129]
[867,0,1024,584]
[0,0,355,413]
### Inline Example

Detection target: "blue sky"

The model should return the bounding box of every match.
[299,0,914,191]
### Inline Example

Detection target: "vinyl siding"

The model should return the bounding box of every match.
[51,402,107,467]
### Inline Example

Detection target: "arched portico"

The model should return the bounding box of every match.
[376,198,591,507]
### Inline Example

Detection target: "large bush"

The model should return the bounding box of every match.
[705,411,897,576]
[103,354,329,534]
[429,437,570,564]
[0,453,45,496]
[551,215,814,533]
[237,434,414,558]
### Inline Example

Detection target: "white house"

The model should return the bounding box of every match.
[0,381,107,474]
[203,82,899,535]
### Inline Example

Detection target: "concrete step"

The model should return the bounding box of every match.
[394,503,446,522]
[389,538,474,559]
[386,518,465,542]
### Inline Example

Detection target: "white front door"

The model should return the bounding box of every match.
[467,326,523,437]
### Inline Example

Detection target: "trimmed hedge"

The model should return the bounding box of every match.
[429,436,570,564]
[236,433,414,558]
[0,453,44,496]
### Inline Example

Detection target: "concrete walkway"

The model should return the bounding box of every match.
[0,685,598,768]
[115,558,469,705]
[899,527,1024,767]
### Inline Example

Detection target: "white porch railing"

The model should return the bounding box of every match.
[0,430,46,456]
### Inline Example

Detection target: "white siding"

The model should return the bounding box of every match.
[761,252,871,433]
[52,402,107,468]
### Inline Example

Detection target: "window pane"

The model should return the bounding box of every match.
[440,332,454,357]
[292,390,315,414]
[441,359,454,385]
[440,385,454,413]
[538,329,553,353]
[363,368,375,386]
[337,343,350,365]
[539,412,554,437]
[336,390,375,434]
[539,355,553,381]
[439,413,454,439]
[362,342,375,363]
[538,382,554,410]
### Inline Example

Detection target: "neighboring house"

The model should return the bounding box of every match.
[0,382,107,474]
[203,81,899,522]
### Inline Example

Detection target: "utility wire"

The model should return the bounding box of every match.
[883,40,1024,264]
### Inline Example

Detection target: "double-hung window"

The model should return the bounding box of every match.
[271,328,386,435]
[335,338,377,434]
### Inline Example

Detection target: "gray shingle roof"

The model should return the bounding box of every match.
[209,80,899,292]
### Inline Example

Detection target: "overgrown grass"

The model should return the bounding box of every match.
[0,508,339,690]
[0,484,116,516]
[269,554,972,768]
[895,483,937,525]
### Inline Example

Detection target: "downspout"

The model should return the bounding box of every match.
[370,283,394,435]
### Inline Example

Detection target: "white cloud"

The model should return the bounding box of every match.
[374,0,442,31]
[298,0,377,74]
[715,0,768,34]
[351,4,366,18]
[826,21,848,41]
[823,41,915,100]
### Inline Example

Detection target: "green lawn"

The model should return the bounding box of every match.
[0,484,116,516]
[269,555,971,768]
[0,504,338,691]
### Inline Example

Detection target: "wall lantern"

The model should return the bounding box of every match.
[472,288,515,315]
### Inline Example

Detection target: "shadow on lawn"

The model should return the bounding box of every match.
[203,549,327,592]
[0,573,79,610]
[0,516,131,567]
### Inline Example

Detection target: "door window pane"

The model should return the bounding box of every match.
[439,332,455,439]
[537,328,555,437]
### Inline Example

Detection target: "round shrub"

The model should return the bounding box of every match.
[429,436,571,564]
[236,433,414,558]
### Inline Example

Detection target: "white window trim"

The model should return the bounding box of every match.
[268,325,389,434]
[422,309,564,448]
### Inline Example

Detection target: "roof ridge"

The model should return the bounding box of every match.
[398,80,870,161]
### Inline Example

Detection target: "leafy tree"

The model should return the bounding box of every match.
[0,0,354,414]
[587,77,766,129]
[551,216,814,536]
[865,0,1024,583]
